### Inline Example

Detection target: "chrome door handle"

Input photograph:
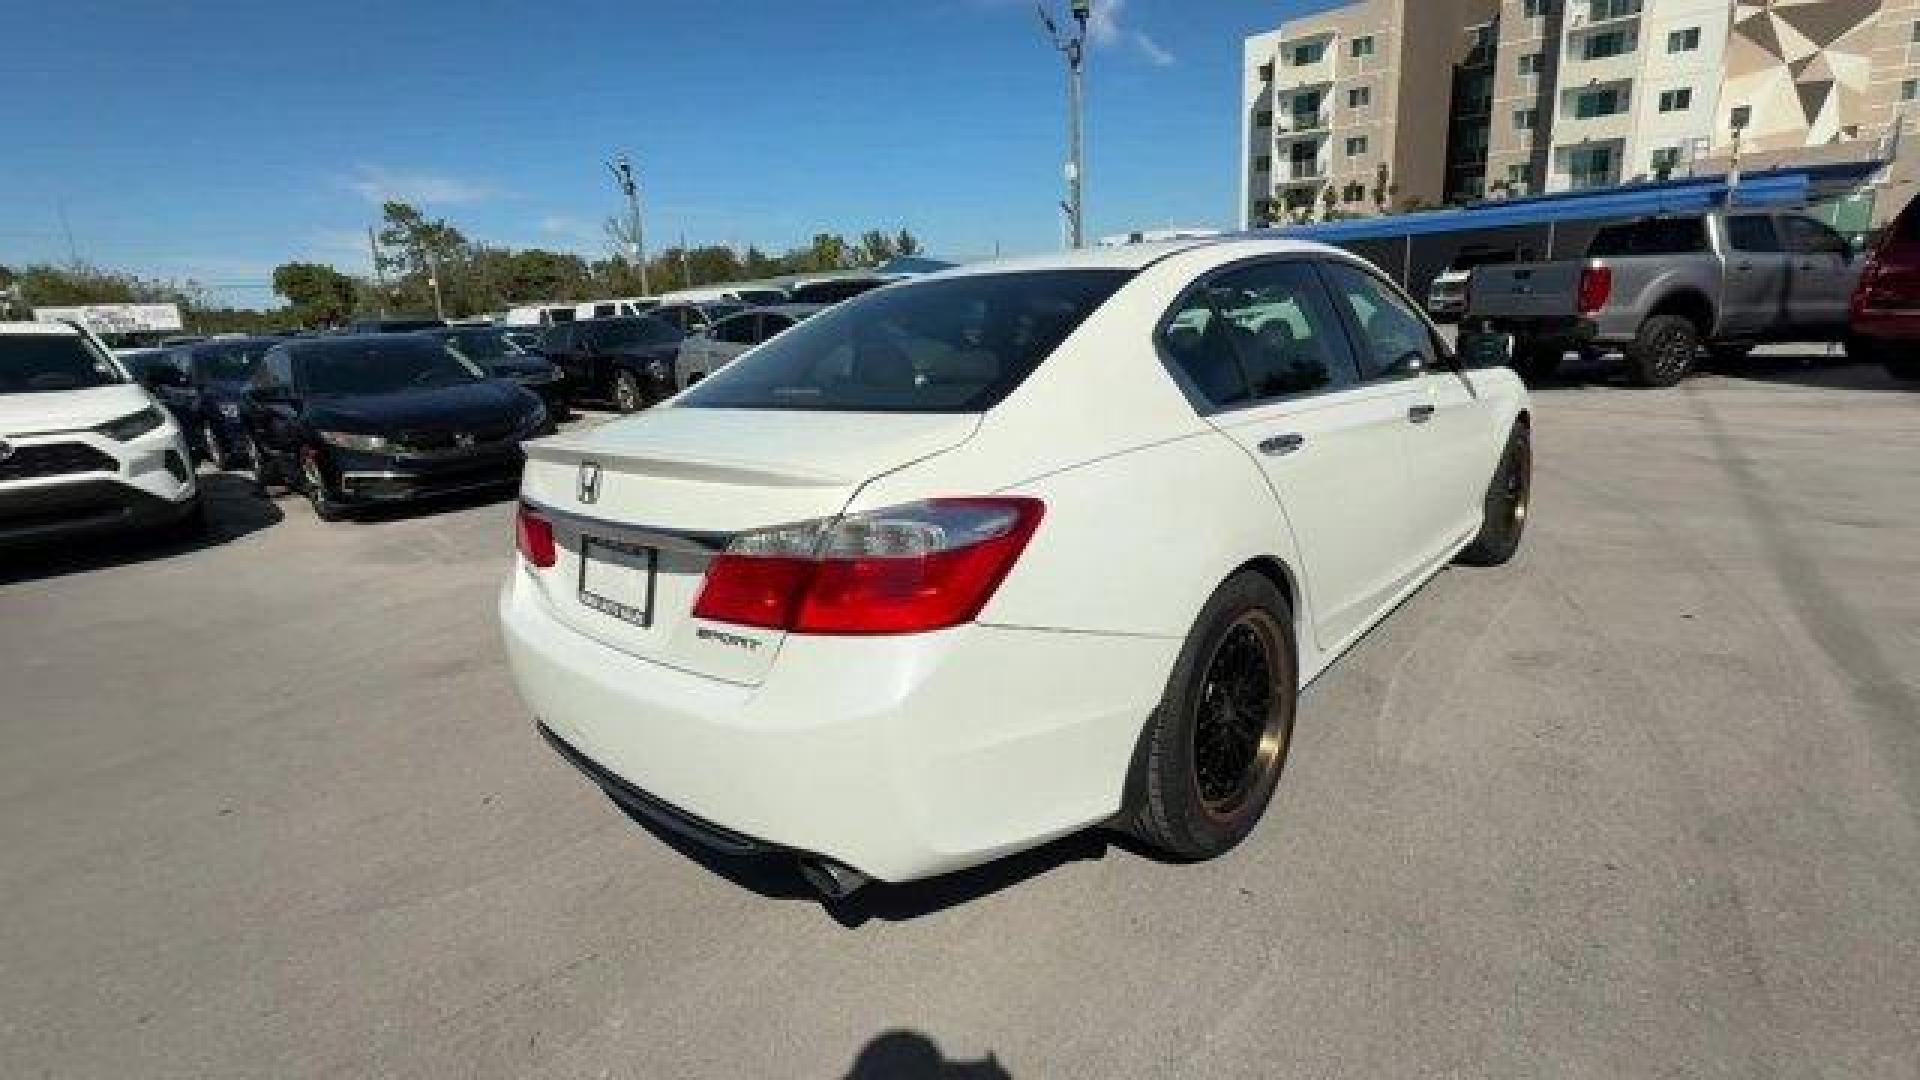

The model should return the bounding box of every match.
[1258,433,1305,456]
[1409,404,1436,424]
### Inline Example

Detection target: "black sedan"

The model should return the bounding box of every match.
[421,325,568,415]
[540,317,683,412]
[241,335,548,521]
[176,336,280,470]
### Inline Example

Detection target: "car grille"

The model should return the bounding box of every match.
[395,420,520,455]
[0,442,119,483]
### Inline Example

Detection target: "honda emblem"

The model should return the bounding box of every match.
[578,461,601,504]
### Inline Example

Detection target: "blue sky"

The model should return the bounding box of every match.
[4,0,1325,306]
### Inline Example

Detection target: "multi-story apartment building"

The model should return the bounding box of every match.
[1243,0,1920,226]
[1240,0,1499,227]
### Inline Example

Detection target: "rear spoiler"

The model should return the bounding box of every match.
[525,435,854,489]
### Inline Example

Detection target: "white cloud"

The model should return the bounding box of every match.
[1132,30,1175,67]
[1029,0,1174,66]
[342,165,502,206]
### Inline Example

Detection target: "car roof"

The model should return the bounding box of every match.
[931,238,1232,278]
[0,321,81,336]
[747,304,828,318]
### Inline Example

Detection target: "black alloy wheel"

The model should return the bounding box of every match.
[300,451,350,522]
[1125,571,1298,861]
[1627,314,1698,387]
[1457,421,1531,567]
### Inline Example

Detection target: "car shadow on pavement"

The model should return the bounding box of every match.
[1712,356,1917,395]
[612,799,1116,928]
[843,1030,1012,1079]
[0,472,283,586]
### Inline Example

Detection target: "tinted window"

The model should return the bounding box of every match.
[1321,262,1436,380]
[731,290,788,305]
[678,270,1130,413]
[542,324,577,352]
[0,333,125,393]
[437,328,523,363]
[789,279,887,305]
[1588,217,1708,257]
[1203,261,1358,401]
[1726,216,1782,253]
[591,318,679,349]
[117,349,183,380]
[296,339,481,396]
[711,313,760,345]
[190,339,274,382]
[1781,215,1848,257]
[251,347,294,390]
[652,307,690,332]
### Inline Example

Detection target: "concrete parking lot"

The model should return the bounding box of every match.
[3,354,1917,1079]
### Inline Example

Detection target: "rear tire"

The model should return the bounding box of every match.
[1457,421,1531,567]
[1123,571,1297,861]
[1625,314,1699,387]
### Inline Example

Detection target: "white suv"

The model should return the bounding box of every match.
[0,321,202,546]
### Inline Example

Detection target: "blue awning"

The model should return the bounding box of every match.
[1264,162,1882,245]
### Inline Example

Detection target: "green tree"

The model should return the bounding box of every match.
[857,230,897,268]
[376,201,467,314]
[271,262,358,327]
[893,229,922,258]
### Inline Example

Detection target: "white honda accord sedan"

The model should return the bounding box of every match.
[501,237,1531,896]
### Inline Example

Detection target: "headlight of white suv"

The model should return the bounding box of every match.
[317,431,392,453]
[96,407,166,442]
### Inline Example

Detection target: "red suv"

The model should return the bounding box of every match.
[1849,195,1920,381]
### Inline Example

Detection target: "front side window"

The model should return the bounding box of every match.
[1321,262,1436,381]
[712,314,760,345]
[0,333,125,394]
[677,270,1130,413]
[1781,215,1848,258]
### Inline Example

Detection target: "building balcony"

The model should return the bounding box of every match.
[1553,107,1633,145]
[1567,47,1639,86]
[1274,160,1327,186]
[1564,0,1642,33]
[1276,111,1331,137]
[1274,54,1337,91]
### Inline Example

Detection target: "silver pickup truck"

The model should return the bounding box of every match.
[1467,210,1861,387]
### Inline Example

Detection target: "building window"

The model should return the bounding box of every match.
[1514,108,1539,131]
[1904,80,1918,102]
[1507,163,1531,191]
[1583,29,1633,60]
[1730,105,1752,130]
[1291,41,1326,66]
[1589,0,1641,20]
[1256,110,1273,127]
[1659,88,1693,113]
[1255,155,1272,173]
[1343,182,1367,203]
[1350,35,1375,59]
[1574,87,1625,119]
[1668,27,1700,53]
[1346,136,1369,156]
[1911,21,1920,43]
[1524,0,1549,19]
[1567,144,1617,189]
[1348,85,1372,109]
[1519,52,1544,77]
[1650,146,1682,177]
[1258,62,1275,81]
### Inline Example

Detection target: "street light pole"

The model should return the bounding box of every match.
[1039,0,1092,248]
[609,154,649,296]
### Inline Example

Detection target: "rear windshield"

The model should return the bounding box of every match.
[677,270,1131,413]
[0,334,126,394]
[297,339,481,396]
[1588,217,1707,258]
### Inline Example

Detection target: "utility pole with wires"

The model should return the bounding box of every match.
[1038,0,1092,249]
[609,153,649,295]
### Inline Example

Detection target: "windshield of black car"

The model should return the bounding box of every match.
[676,269,1131,413]
[442,329,523,363]
[594,319,676,348]
[0,334,127,394]
[297,340,483,396]
[193,340,272,382]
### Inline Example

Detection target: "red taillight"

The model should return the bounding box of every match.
[691,498,1044,636]
[1576,265,1613,316]
[516,504,556,568]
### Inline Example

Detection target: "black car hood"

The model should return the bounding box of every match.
[305,380,532,433]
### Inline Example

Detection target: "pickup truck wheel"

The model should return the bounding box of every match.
[1627,314,1698,387]
[1123,571,1297,861]
[1456,421,1531,567]
[612,369,645,413]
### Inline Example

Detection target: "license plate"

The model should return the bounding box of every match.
[579,537,657,627]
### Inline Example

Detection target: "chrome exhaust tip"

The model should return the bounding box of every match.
[798,857,869,900]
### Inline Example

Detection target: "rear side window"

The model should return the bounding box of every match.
[1163,261,1359,408]
[1727,216,1782,253]
[1588,217,1707,257]
[678,270,1130,413]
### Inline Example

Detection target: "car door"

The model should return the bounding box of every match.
[1779,214,1858,334]
[244,347,301,467]
[1320,260,1492,564]
[544,324,590,388]
[707,312,761,370]
[1721,215,1791,336]
[1163,258,1422,651]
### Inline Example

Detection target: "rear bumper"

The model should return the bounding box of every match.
[500,568,1179,883]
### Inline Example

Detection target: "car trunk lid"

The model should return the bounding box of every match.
[519,407,980,684]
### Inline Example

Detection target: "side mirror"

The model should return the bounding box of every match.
[143,366,188,390]
[1456,327,1514,370]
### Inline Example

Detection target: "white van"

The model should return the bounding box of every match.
[503,304,578,327]
[572,299,656,321]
